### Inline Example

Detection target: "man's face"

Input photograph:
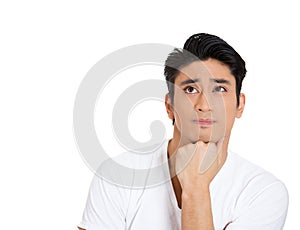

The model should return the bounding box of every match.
[166,58,245,144]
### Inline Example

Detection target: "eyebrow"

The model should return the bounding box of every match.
[180,78,231,86]
[210,78,231,85]
[180,78,200,85]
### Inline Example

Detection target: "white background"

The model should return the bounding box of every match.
[0,0,299,229]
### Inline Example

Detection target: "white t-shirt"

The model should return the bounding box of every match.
[78,140,288,230]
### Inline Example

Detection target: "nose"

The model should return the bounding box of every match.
[195,92,211,112]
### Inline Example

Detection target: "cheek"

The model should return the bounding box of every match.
[210,96,226,119]
[173,95,198,133]
[224,105,237,129]
[173,105,191,126]
[173,93,195,116]
[213,100,236,130]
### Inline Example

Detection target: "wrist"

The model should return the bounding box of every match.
[182,184,210,201]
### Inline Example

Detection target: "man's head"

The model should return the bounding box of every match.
[164,33,246,144]
[165,33,246,106]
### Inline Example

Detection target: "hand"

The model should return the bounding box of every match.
[175,139,225,192]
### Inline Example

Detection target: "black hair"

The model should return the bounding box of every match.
[164,33,247,106]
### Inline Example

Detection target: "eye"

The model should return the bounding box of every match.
[184,86,198,94]
[213,86,227,92]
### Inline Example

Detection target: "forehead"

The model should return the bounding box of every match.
[174,59,235,84]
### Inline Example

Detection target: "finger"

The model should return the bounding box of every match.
[198,142,218,174]
[175,142,197,174]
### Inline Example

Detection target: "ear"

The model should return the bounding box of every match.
[165,93,174,120]
[236,93,245,118]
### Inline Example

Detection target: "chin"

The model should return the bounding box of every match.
[183,135,211,144]
[196,134,222,144]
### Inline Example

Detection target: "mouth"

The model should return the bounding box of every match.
[192,119,216,126]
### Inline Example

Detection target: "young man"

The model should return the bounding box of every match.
[78,33,288,229]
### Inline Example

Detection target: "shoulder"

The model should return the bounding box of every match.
[213,150,289,212]
[228,151,286,189]
[95,139,170,189]
[228,152,288,216]
[218,151,289,228]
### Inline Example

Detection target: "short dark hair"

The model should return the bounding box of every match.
[164,33,247,106]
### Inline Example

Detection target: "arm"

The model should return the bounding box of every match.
[77,172,127,230]
[181,185,214,229]
[176,140,226,229]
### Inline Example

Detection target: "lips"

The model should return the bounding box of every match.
[193,119,215,126]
